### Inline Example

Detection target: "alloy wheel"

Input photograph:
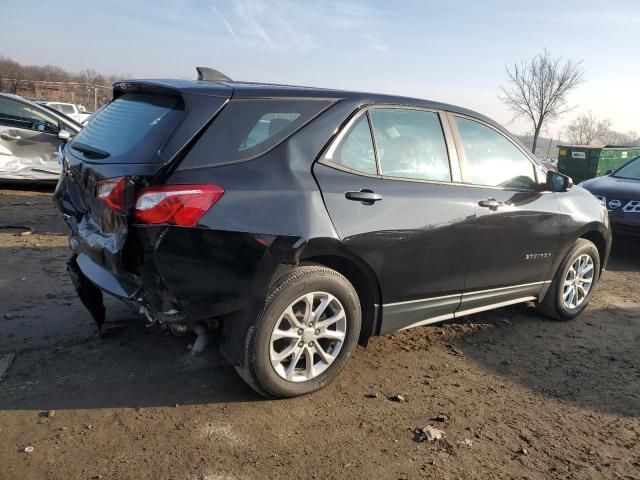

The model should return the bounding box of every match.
[562,254,594,309]
[269,291,347,382]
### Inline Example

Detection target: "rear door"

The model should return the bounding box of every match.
[314,107,476,334]
[0,95,62,180]
[449,113,561,313]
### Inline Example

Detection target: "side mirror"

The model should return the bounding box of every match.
[58,129,72,142]
[605,169,614,175]
[546,171,573,192]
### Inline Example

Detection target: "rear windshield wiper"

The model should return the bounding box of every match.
[71,142,110,159]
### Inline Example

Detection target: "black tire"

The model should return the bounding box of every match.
[537,239,601,320]
[236,266,361,399]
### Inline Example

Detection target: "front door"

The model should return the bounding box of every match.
[449,114,561,313]
[314,107,476,333]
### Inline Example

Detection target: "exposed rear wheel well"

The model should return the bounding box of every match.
[301,255,380,345]
[580,231,606,271]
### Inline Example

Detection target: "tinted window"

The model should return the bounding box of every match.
[183,99,332,167]
[369,109,451,182]
[613,156,640,180]
[70,93,184,163]
[455,116,536,189]
[0,97,59,133]
[325,114,377,174]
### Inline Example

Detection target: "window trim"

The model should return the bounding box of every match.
[321,104,464,185]
[448,112,543,191]
[322,108,379,176]
[365,111,382,175]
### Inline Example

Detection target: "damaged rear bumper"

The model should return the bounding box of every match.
[67,255,106,333]
[65,225,296,331]
[53,154,298,336]
[75,252,141,299]
[67,250,186,333]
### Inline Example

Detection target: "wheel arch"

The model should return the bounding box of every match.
[539,223,609,304]
[579,229,607,272]
[296,239,383,345]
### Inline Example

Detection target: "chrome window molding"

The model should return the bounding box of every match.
[320,104,463,184]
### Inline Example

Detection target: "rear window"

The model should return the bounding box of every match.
[180,99,332,168]
[60,104,75,114]
[70,92,184,163]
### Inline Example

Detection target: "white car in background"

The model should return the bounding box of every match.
[44,102,91,124]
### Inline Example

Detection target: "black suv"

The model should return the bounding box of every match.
[54,68,611,398]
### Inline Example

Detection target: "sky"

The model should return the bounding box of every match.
[2,0,639,137]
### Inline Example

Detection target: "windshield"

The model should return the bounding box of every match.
[612,156,640,180]
[70,92,184,163]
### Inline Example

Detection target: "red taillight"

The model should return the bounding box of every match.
[133,184,224,227]
[96,177,127,212]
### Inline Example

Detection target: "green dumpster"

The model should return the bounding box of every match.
[557,145,640,183]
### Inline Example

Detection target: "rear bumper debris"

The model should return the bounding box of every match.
[67,255,106,335]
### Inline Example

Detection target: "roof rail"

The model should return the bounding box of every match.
[196,66,232,82]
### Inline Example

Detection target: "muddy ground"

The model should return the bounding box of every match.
[0,186,638,480]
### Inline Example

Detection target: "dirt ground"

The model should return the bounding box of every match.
[0,186,638,480]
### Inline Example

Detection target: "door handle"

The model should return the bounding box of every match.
[1,133,22,141]
[478,198,504,210]
[345,190,383,205]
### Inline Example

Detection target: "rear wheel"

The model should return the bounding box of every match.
[537,239,600,320]
[236,266,361,398]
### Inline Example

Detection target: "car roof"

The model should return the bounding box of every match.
[120,78,500,128]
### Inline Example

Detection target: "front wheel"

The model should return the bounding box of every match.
[236,266,361,398]
[537,239,601,320]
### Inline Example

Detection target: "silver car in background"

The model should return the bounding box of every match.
[0,93,81,181]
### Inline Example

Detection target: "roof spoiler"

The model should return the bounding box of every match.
[196,67,232,82]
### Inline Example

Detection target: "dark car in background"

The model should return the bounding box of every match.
[581,156,640,237]
[53,68,611,398]
[0,93,81,181]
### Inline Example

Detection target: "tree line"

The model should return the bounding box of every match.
[564,112,638,146]
[0,56,126,91]
[0,56,131,109]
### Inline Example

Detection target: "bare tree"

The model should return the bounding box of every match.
[500,49,584,154]
[79,68,106,86]
[0,56,24,93]
[565,112,612,145]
